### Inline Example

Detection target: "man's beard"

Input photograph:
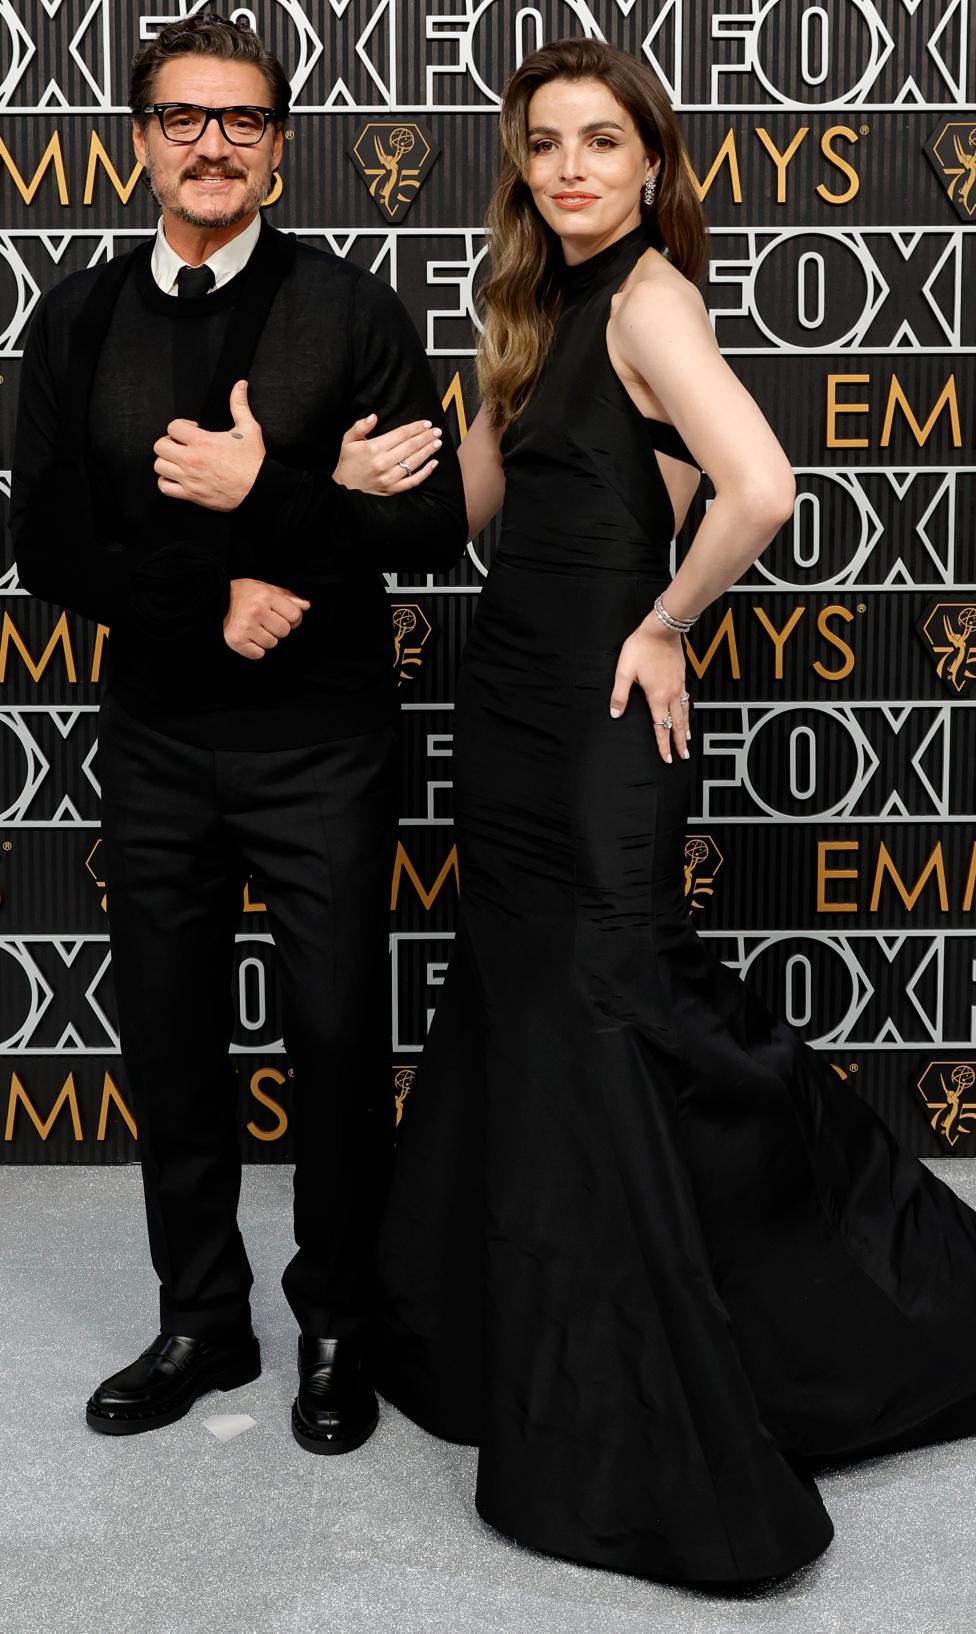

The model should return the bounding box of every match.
[143,154,274,227]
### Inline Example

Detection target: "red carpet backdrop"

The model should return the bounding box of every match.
[0,1,973,1162]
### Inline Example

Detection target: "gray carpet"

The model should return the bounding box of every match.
[1,1162,974,1634]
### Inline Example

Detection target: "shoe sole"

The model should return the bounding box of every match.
[290,1399,379,1456]
[85,1345,262,1436]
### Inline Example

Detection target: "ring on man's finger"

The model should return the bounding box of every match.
[397,458,412,475]
[654,713,674,729]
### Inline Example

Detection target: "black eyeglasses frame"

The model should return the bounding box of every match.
[141,104,280,146]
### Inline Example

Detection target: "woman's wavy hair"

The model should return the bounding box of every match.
[477,38,708,427]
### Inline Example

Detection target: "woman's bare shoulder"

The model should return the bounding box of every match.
[617,255,706,317]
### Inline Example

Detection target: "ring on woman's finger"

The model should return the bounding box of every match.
[680,693,691,705]
[397,458,412,476]
[654,713,674,729]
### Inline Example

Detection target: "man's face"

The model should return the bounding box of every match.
[132,57,284,230]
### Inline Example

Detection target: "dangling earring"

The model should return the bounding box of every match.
[643,173,658,207]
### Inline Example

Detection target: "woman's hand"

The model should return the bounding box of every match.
[332,412,442,494]
[609,616,691,764]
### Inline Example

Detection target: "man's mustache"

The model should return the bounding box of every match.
[180,164,247,181]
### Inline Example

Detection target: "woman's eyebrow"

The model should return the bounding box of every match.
[527,120,627,137]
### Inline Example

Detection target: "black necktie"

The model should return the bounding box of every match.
[176,263,215,299]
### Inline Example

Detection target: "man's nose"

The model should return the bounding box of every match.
[194,115,234,158]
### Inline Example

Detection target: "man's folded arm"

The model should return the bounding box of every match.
[10,296,229,634]
[234,273,468,585]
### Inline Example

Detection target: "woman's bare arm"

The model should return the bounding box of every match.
[611,273,795,619]
[605,273,795,762]
[458,402,506,539]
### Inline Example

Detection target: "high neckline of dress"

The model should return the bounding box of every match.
[559,222,653,302]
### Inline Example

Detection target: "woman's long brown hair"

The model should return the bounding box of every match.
[476,38,708,428]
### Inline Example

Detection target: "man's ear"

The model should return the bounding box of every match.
[132,117,147,167]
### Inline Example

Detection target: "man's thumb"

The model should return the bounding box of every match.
[230,379,257,430]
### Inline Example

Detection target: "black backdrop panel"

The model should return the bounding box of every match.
[0,2,974,1162]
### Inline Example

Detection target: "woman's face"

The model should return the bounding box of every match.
[524,76,657,263]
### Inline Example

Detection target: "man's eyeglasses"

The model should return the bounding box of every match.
[141,104,279,146]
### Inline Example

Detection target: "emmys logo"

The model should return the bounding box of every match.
[393,1065,415,1127]
[349,121,438,222]
[917,1061,976,1151]
[391,603,432,686]
[683,834,724,914]
[924,122,976,220]
[919,602,976,694]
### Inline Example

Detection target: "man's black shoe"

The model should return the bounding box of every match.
[86,1330,261,1435]
[291,1337,378,1455]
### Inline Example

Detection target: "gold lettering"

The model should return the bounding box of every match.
[755,127,809,204]
[962,842,976,913]
[441,371,469,441]
[826,373,870,448]
[684,609,741,680]
[96,1072,137,1141]
[5,1071,83,1142]
[880,374,962,449]
[753,605,805,678]
[90,624,109,684]
[813,605,855,680]
[817,840,859,913]
[390,842,460,910]
[247,1068,288,1142]
[82,133,142,206]
[0,610,77,683]
[869,843,949,914]
[686,130,742,204]
[817,125,860,205]
[243,881,267,913]
[0,132,69,205]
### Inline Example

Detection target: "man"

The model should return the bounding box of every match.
[10,14,465,1453]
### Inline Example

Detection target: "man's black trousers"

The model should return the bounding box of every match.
[97,693,398,1341]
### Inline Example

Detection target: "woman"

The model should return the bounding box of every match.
[337,40,976,1588]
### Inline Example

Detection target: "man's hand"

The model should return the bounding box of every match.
[223,578,310,661]
[154,381,265,511]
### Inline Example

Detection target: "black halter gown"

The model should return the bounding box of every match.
[372,224,976,1586]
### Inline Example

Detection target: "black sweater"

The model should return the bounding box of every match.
[10,221,467,748]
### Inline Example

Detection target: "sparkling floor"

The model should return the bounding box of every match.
[1,1163,974,1634]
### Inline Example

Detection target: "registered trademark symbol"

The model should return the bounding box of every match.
[285,129,295,140]
[2,840,11,851]
[859,125,869,135]
[857,603,866,613]
[287,1067,295,1078]
[849,1062,859,1072]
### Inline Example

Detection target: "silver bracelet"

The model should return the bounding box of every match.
[653,594,697,634]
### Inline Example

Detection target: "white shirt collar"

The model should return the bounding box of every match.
[150,212,262,297]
